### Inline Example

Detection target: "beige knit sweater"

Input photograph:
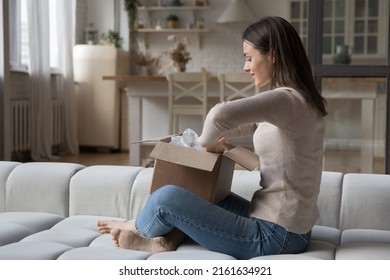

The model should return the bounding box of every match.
[198,87,325,234]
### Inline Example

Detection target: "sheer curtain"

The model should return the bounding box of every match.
[27,0,53,160]
[9,0,21,67]
[56,0,78,155]
[16,0,78,160]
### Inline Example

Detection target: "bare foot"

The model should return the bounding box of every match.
[111,228,176,253]
[97,220,136,234]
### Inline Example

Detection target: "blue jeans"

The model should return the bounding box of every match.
[135,185,311,260]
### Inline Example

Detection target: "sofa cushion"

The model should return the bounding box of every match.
[335,243,390,260]
[251,254,320,260]
[147,250,236,260]
[340,173,390,231]
[311,225,341,246]
[6,162,84,216]
[89,233,115,247]
[22,228,100,248]
[129,168,154,219]
[230,170,261,201]
[0,241,72,260]
[340,229,390,245]
[0,222,32,245]
[58,246,152,260]
[250,237,333,261]
[69,166,143,219]
[300,240,336,260]
[52,215,126,231]
[0,161,21,212]
[0,212,64,232]
[316,171,343,228]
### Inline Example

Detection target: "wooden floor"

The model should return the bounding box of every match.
[57,150,131,167]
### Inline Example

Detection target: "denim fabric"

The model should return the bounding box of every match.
[135,185,311,259]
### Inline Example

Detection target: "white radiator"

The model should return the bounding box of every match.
[10,71,64,155]
[11,99,63,153]
[52,99,63,146]
[11,100,31,153]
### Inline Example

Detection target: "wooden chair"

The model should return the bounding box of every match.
[219,72,257,102]
[218,72,257,150]
[167,72,210,134]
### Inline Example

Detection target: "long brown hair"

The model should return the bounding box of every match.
[243,16,327,116]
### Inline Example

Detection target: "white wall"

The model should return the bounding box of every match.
[78,0,290,75]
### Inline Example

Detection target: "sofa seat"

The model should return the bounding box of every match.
[0,212,64,246]
[0,215,341,260]
[1,161,390,260]
[0,223,32,246]
[335,243,390,260]
[58,246,153,260]
[0,241,72,260]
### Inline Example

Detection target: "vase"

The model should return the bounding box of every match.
[176,63,186,72]
[137,65,151,76]
[167,20,178,29]
[333,45,352,65]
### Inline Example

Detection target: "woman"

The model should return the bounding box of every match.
[97,16,327,260]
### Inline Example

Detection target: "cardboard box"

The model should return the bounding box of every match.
[148,137,259,203]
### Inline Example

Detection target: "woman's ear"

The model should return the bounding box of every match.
[271,49,276,64]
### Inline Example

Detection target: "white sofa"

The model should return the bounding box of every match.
[1,161,390,260]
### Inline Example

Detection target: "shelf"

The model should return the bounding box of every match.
[137,28,210,33]
[138,6,210,11]
[136,2,211,49]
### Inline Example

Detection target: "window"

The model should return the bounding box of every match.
[323,0,347,55]
[10,0,60,69]
[291,0,386,64]
[290,0,390,174]
[353,0,380,54]
[290,0,308,48]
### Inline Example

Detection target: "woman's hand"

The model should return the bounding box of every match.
[205,137,226,154]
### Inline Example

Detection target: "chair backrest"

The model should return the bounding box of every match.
[219,72,257,102]
[167,72,209,107]
[167,72,210,133]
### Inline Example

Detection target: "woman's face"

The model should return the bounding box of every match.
[243,41,274,88]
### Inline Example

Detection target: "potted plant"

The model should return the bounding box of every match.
[124,0,141,74]
[100,30,123,48]
[166,15,179,29]
[132,50,156,76]
[124,0,140,32]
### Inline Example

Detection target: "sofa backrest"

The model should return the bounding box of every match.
[230,170,261,201]
[316,171,344,228]
[340,173,390,231]
[0,161,22,212]
[4,162,84,217]
[69,165,144,219]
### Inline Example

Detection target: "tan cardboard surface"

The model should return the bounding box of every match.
[150,156,234,203]
[142,134,259,203]
[149,142,220,171]
[223,143,259,170]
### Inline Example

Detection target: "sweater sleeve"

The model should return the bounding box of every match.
[198,87,306,147]
[221,123,257,140]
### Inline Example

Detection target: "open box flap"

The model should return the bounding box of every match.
[150,142,220,172]
[223,143,259,170]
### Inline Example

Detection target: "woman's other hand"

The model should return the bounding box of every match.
[205,137,226,154]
